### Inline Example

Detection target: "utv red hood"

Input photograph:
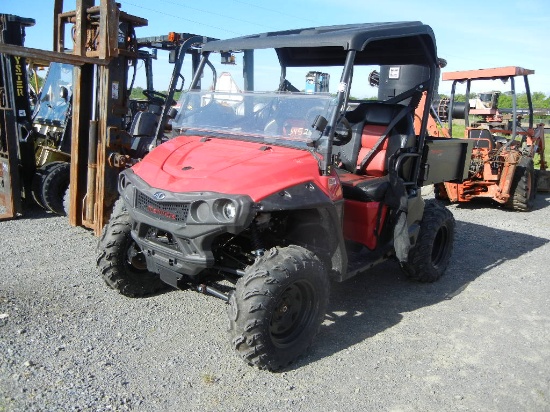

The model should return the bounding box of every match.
[132,135,322,201]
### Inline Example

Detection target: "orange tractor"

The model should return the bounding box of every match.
[434,66,547,211]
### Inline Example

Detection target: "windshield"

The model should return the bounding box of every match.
[172,90,337,148]
[33,63,73,126]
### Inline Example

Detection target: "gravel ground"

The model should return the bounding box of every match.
[1,194,550,412]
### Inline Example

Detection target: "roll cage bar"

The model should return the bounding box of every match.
[189,22,439,176]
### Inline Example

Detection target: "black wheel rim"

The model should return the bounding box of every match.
[432,225,450,268]
[269,280,316,348]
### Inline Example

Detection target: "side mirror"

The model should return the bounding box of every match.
[167,107,178,119]
[311,115,328,132]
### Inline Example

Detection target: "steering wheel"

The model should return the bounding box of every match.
[142,89,176,106]
[333,115,352,146]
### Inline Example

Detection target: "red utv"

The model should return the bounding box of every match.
[97,22,472,370]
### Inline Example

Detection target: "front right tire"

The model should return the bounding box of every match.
[96,201,169,297]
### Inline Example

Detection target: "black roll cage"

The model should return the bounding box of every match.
[187,22,439,178]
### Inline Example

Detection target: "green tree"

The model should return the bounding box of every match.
[490,92,550,109]
[440,91,550,109]
[532,92,550,108]
[130,86,145,100]
[439,94,467,102]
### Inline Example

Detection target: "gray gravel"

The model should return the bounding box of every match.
[1,195,550,412]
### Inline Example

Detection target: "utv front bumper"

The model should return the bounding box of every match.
[118,169,255,284]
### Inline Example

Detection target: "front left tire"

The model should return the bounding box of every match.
[228,245,329,371]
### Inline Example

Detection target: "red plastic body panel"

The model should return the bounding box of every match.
[132,135,339,202]
[343,199,387,250]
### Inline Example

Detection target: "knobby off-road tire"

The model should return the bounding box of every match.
[228,245,330,371]
[506,156,535,212]
[404,201,455,283]
[31,161,65,210]
[96,202,168,297]
[42,161,70,215]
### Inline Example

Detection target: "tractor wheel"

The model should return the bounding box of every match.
[31,161,65,210]
[228,245,329,371]
[96,201,169,297]
[506,156,535,211]
[404,201,455,282]
[42,161,70,215]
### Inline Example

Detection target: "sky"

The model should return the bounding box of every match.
[3,0,549,97]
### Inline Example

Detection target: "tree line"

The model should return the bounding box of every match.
[441,92,550,109]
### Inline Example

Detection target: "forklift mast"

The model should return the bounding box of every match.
[0,14,35,219]
[0,1,213,233]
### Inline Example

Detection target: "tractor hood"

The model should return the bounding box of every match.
[131,135,322,201]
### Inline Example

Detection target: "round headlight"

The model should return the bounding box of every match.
[222,202,237,220]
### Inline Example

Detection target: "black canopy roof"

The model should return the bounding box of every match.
[202,22,437,67]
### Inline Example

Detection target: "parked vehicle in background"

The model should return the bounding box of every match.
[435,66,548,211]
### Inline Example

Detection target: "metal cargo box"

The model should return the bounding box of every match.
[422,138,473,185]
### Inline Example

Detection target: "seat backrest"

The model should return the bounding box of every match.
[468,128,493,149]
[129,111,159,137]
[338,102,414,176]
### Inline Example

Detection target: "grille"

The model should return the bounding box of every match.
[136,191,189,222]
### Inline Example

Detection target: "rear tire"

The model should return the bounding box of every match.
[228,245,329,371]
[404,201,455,282]
[42,161,70,215]
[31,161,65,209]
[506,156,535,211]
[96,201,169,297]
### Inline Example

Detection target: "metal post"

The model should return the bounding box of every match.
[0,14,36,218]
[511,77,517,141]
[319,49,356,175]
[464,79,471,129]
[53,0,63,51]
[243,50,254,92]
[154,35,203,146]
[524,75,533,129]
[85,120,98,222]
[68,0,95,227]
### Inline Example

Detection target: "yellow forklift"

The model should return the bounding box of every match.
[1,0,212,234]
